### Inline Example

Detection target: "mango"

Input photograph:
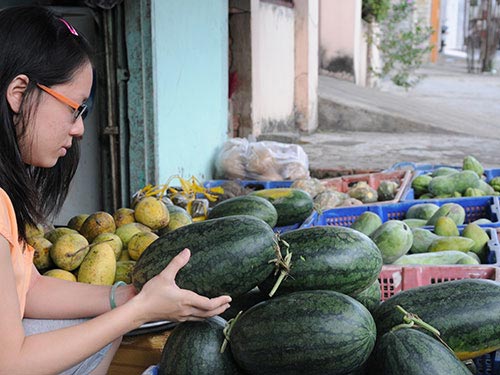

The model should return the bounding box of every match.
[411,175,432,197]
[67,214,90,232]
[462,155,484,177]
[490,177,500,192]
[350,212,382,236]
[158,205,193,235]
[464,188,484,197]
[92,232,123,260]
[370,220,413,264]
[428,236,475,253]
[127,231,159,261]
[426,203,466,226]
[25,223,45,240]
[50,233,90,271]
[118,250,131,261]
[410,228,440,254]
[462,223,489,262]
[114,260,136,284]
[402,219,428,229]
[77,243,116,285]
[79,211,116,243]
[45,227,78,244]
[114,222,152,249]
[405,203,440,221]
[393,251,479,265]
[44,269,77,282]
[434,216,459,237]
[113,207,136,228]
[29,236,54,271]
[134,197,170,230]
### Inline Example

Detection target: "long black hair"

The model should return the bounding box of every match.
[0,6,94,241]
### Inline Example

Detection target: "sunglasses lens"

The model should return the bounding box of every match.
[75,105,88,120]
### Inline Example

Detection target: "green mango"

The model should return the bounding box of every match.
[428,236,475,253]
[464,187,484,197]
[393,251,479,265]
[370,220,413,264]
[350,212,382,236]
[402,218,428,229]
[410,228,440,254]
[472,218,492,225]
[411,175,432,197]
[462,223,489,262]
[462,155,484,177]
[405,203,440,221]
[490,177,500,192]
[418,193,434,199]
[426,203,466,226]
[434,216,459,237]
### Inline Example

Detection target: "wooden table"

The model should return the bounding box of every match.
[108,329,172,375]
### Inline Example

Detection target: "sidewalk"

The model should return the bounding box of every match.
[300,53,500,173]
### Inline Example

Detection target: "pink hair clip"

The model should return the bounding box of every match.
[59,18,79,36]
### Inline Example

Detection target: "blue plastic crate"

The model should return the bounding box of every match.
[303,196,500,229]
[475,350,500,375]
[402,168,500,201]
[203,179,293,190]
[387,162,460,172]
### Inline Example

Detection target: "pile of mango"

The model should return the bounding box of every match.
[26,195,194,285]
[411,155,500,199]
[350,202,493,265]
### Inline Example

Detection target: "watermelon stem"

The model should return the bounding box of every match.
[268,236,293,297]
[393,305,456,354]
[220,310,243,354]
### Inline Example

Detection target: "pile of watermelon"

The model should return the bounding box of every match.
[131,188,500,375]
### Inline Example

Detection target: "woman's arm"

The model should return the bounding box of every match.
[1,238,230,374]
[25,265,137,319]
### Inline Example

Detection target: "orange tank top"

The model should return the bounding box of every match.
[0,188,34,316]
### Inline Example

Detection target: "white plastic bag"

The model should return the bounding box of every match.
[215,138,310,181]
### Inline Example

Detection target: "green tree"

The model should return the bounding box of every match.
[368,0,434,88]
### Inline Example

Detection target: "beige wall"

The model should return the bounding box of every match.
[320,0,359,66]
[295,0,319,133]
[251,0,295,136]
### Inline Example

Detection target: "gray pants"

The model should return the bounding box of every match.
[23,318,112,375]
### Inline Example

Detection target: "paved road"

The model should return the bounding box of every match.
[301,53,500,173]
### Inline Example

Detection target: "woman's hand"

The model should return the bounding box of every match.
[134,248,231,323]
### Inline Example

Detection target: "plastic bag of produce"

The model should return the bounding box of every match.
[215,138,309,181]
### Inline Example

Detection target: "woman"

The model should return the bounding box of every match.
[0,6,230,374]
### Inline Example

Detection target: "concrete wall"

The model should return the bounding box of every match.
[319,0,359,70]
[294,0,318,133]
[152,0,228,181]
[251,0,295,135]
[443,0,466,51]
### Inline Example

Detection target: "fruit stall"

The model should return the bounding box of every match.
[28,154,500,375]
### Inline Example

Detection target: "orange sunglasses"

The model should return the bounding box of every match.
[36,83,88,121]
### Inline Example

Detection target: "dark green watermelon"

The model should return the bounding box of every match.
[132,215,277,298]
[259,226,383,297]
[229,290,376,375]
[158,316,242,374]
[369,328,472,374]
